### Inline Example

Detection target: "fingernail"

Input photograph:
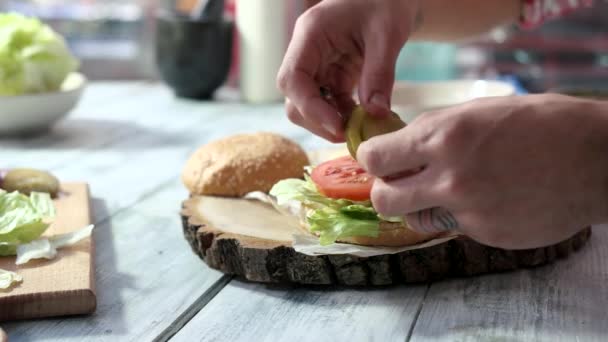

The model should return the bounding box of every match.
[370,93,389,110]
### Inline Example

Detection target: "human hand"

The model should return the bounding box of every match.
[358,94,608,249]
[277,0,421,142]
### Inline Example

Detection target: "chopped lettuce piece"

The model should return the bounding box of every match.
[15,238,55,265]
[0,268,22,290]
[15,224,94,265]
[0,12,79,95]
[0,190,55,256]
[50,223,93,249]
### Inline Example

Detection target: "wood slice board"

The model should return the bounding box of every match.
[0,183,95,321]
[180,148,592,286]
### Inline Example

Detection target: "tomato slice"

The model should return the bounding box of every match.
[310,155,374,201]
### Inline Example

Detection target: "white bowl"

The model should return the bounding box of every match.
[391,80,516,123]
[0,72,86,136]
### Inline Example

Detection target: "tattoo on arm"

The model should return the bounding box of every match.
[417,207,459,232]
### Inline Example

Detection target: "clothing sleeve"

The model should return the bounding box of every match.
[520,0,594,29]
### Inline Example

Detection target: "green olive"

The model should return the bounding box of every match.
[1,168,60,197]
[345,105,406,159]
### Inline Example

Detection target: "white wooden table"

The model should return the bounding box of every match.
[1,82,607,342]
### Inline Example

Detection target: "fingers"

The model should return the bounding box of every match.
[358,24,404,118]
[285,98,343,143]
[357,128,429,178]
[277,10,344,142]
[404,207,460,234]
[371,171,441,216]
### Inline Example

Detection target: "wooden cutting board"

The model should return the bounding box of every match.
[180,148,592,286]
[0,183,95,321]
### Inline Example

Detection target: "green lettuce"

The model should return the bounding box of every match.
[270,177,381,245]
[0,268,22,289]
[0,190,55,256]
[0,12,79,96]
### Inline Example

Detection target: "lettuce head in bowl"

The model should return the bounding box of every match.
[0,12,79,95]
[0,13,86,135]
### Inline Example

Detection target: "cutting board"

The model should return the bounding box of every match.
[180,148,592,286]
[0,183,95,321]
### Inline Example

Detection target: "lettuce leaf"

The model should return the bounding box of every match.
[309,207,379,245]
[15,224,94,265]
[0,12,79,95]
[270,178,380,245]
[0,190,55,256]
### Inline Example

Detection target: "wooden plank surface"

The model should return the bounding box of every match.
[409,225,608,342]
[1,82,332,341]
[2,81,608,341]
[171,281,428,342]
[0,183,94,321]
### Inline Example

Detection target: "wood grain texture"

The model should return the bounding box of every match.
[181,193,591,286]
[171,280,428,342]
[409,224,608,342]
[0,183,94,321]
[3,181,229,341]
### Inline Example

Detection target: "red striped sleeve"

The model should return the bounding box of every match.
[520,0,594,29]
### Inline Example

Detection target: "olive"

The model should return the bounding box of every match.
[1,168,60,197]
[345,105,406,159]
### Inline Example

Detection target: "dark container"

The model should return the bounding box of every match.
[155,13,233,100]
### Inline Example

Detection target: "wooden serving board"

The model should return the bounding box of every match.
[180,148,592,286]
[0,183,95,321]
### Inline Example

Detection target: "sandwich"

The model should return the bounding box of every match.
[270,154,440,247]
[269,106,440,247]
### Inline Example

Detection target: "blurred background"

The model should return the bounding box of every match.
[2,0,607,94]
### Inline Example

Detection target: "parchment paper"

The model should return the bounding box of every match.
[244,191,460,257]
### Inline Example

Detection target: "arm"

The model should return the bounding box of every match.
[412,0,522,41]
[304,0,522,42]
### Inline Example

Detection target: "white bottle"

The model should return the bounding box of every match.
[236,0,286,103]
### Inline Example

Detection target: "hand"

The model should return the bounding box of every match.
[357,94,608,249]
[277,0,421,142]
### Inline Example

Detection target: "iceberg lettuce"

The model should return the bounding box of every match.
[270,177,380,245]
[0,12,79,96]
[0,190,55,256]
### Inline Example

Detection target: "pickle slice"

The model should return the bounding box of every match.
[1,168,60,197]
[361,111,406,141]
[345,105,366,158]
[345,105,406,159]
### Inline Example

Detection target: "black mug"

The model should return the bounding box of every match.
[155,12,233,100]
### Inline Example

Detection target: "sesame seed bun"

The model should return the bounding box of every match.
[182,132,310,197]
